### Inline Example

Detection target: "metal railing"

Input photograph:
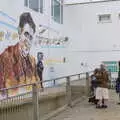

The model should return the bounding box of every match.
[1,71,116,120]
[0,71,93,120]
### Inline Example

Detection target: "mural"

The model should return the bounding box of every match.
[0,12,39,96]
[0,10,69,97]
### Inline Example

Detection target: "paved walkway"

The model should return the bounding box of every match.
[50,90,120,120]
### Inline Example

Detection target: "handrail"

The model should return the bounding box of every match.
[0,71,93,91]
[0,70,93,119]
[38,71,93,83]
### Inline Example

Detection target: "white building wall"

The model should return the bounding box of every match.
[64,1,120,73]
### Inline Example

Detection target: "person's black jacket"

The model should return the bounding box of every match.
[116,77,120,93]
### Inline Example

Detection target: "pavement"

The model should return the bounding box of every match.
[50,90,120,120]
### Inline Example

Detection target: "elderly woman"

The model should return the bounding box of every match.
[95,64,109,108]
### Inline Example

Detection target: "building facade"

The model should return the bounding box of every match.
[64,0,120,75]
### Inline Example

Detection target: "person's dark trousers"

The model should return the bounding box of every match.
[38,72,43,88]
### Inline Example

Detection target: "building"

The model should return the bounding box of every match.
[64,0,120,75]
[1,0,120,89]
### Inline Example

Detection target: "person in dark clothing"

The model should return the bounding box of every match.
[91,69,99,89]
[116,61,120,94]
[115,64,120,104]
[88,68,99,104]
[116,77,120,93]
[37,52,44,88]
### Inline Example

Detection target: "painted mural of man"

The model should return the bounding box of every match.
[0,12,39,95]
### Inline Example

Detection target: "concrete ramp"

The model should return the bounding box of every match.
[50,90,120,120]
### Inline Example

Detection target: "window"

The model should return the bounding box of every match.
[54,0,60,23]
[24,0,43,13]
[40,0,43,13]
[51,0,54,17]
[60,2,63,24]
[51,0,63,24]
[98,14,111,23]
[29,0,39,12]
[24,0,28,6]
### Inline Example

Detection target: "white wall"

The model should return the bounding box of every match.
[64,1,120,73]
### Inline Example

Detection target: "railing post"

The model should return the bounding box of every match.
[32,83,39,120]
[6,89,9,98]
[108,71,112,89]
[86,72,90,96]
[78,74,80,80]
[66,76,72,107]
[53,79,56,86]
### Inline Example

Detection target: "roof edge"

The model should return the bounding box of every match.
[64,0,120,6]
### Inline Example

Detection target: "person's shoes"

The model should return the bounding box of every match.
[102,105,108,108]
[117,102,120,105]
[96,105,102,108]
[94,100,99,105]
[88,96,95,103]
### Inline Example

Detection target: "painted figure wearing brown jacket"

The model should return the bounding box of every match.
[0,12,39,95]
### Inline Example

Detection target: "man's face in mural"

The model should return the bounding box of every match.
[19,12,36,57]
[20,24,34,56]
